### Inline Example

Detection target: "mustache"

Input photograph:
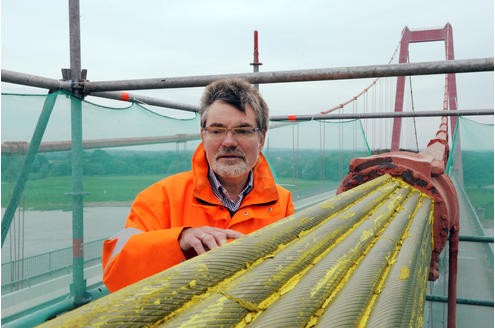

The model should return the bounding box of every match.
[216,147,246,159]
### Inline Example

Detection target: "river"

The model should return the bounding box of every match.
[2,206,130,261]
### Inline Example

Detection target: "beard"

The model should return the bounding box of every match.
[212,160,250,178]
[212,147,252,178]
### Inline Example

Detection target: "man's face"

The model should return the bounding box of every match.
[201,100,265,182]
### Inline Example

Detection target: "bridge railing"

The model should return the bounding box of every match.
[1,239,104,293]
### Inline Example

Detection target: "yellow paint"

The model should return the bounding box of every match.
[357,194,419,327]
[308,185,406,326]
[188,280,197,288]
[428,199,435,250]
[359,191,434,327]
[360,229,374,242]
[305,316,318,327]
[385,254,397,266]
[221,291,260,311]
[244,312,253,323]
[198,263,208,272]
[400,266,410,280]
[310,265,338,298]
[338,210,356,220]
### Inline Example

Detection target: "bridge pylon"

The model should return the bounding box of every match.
[392,23,458,152]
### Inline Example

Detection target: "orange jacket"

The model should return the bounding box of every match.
[102,143,294,292]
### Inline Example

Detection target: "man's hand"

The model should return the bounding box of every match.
[179,226,244,256]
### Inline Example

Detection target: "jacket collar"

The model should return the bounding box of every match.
[192,143,279,206]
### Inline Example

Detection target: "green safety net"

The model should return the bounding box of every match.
[429,116,494,327]
[1,91,370,211]
[448,116,494,222]
[1,91,370,300]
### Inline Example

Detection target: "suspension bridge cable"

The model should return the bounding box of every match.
[407,54,420,152]
[319,40,402,115]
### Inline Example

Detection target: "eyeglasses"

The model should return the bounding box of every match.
[203,126,260,139]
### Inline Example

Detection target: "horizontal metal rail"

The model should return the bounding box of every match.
[2,58,493,95]
[3,59,492,114]
[1,133,201,154]
[82,58,494,92]
[458,235,494,243]
[1,70,72,91]
[2,239,104,292]
[270,109,494,121]
[426,295,494,307]
[89,91,199,112]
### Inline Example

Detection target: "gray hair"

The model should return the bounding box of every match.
[199,78,269,132]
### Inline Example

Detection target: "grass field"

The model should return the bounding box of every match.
[2,175,340,211]
[2,175,165,210]
[2,175,493,222]
[465,187,494,221]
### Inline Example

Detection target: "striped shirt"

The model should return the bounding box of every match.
[208,167,254,214]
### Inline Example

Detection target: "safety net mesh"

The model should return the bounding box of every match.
[449,116,494,222]
[427,116,494,327]
[1,91,370,297]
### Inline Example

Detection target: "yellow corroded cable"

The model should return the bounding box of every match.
[241,185,412,328]
[313,190,424,327]
[364,195,433,327]
[38,175,393,328]
[158,181,400,327]
[37,174,434,328]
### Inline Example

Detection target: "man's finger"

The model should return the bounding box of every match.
[200,233,220,251]
[190,236,207,255]
[224,229,244,239]
[209,229,243,246]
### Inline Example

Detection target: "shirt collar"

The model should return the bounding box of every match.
[208,166,254,212]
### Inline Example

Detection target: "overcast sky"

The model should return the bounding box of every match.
[1,0,493,148]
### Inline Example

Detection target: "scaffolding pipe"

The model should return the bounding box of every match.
[1,69,72,90]
[1,134,201,154]
[426,295,494,307]
[250,30,262,90]
[458,235,494,243]
[67,0,88,307]
[88,91,199,112]
[82,58,493,92]
[270,109,494,121]
[2,58,492,94]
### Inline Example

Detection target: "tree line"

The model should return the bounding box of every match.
[2,149,492,186]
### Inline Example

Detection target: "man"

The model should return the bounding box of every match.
[102,78,294,292]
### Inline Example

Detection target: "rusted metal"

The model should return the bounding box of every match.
[250,30,262,90]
